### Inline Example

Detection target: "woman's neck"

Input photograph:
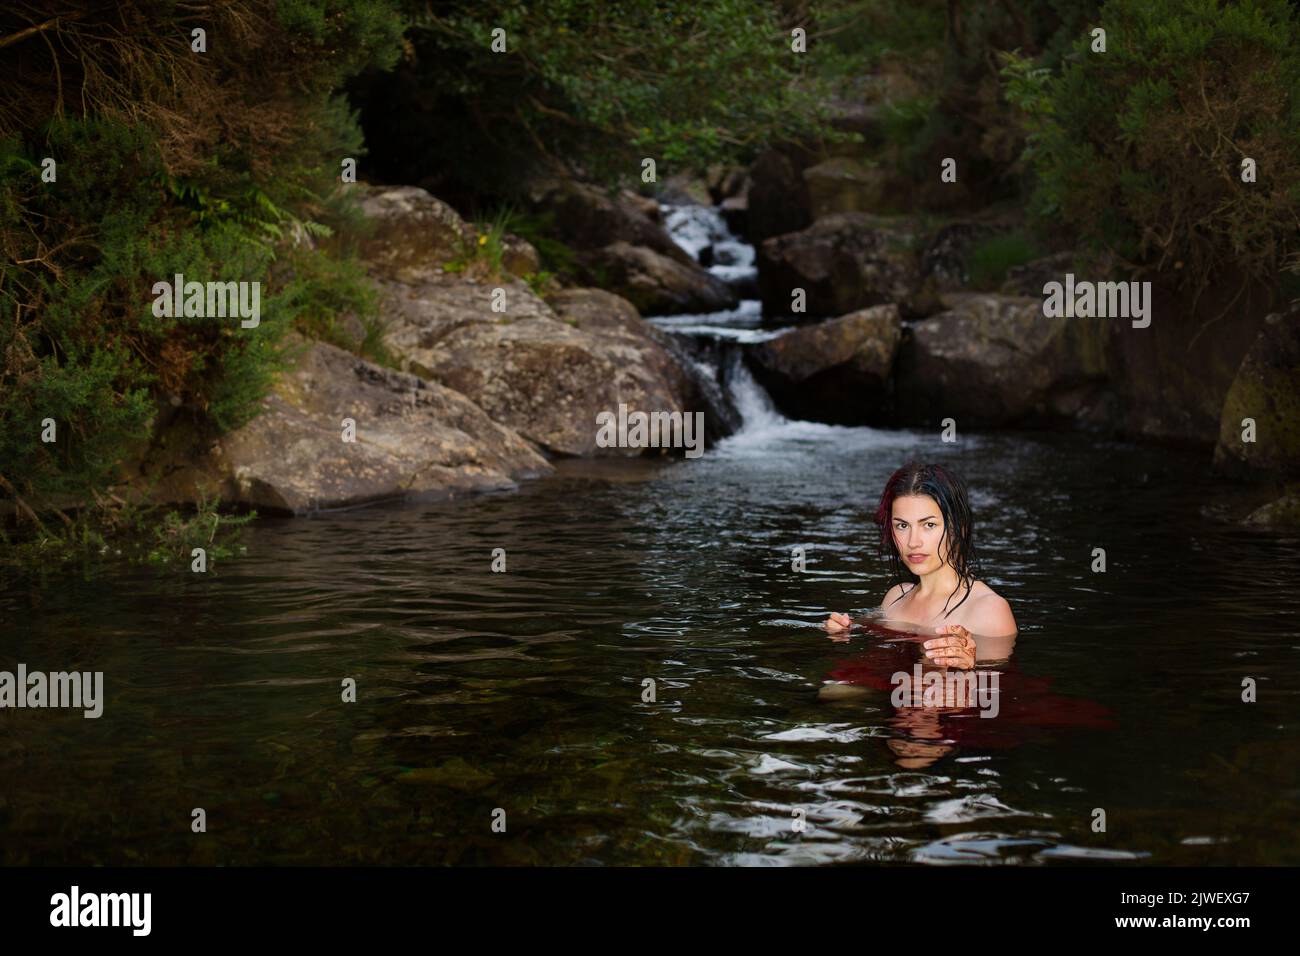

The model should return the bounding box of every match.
[913,564,964,601]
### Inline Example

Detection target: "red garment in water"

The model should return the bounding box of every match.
[827,627,1116,749]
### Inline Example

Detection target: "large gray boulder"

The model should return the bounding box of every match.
[524,175,691,265]
[748,304,902,424]
[544,288,741,441]
[348,183,540,283]
[803,157,895,220]
[140,338,551,514]
[349,185,476,283]
[575,241,738,316]
[756,212,928,320]
[894,293,1114,428]
[379,274,731,456]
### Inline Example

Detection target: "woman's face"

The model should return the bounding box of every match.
[891,494,949,575]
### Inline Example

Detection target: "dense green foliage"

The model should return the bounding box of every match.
[966,231,1048,290]
[351,0,855,206]
[807,0,1101,202]
[1,1,406,560]
[1002,0,1300,300]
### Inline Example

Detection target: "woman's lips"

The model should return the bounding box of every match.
[907,553,927,563]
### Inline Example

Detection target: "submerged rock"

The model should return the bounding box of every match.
[748,304,902,425]
[1243,490,1300,530]
[818,682,872,701]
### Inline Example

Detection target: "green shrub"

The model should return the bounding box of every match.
[812,0,947,76]
[967,231,1045,289]
[0,1,407,562]
[350,0,853,199]
[1003,0,1300,301]
[881,97,939,150]
[279,247,391,366]
[145,493,256,566]
[498,209,579,279]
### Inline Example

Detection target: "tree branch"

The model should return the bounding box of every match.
[0,14,80,50]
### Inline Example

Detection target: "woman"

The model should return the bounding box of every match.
[825,461,1016,668]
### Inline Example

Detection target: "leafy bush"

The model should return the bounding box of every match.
[497,209,579,279]
[812,0,947,76]
[145,493,256,566]
[350,0,853,202]
[0,2,407,558]
[278,247,391,366]
[880,97,939,150]
[966,231,1046,289]
[1002,0,1300,302]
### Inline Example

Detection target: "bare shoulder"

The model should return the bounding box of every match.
[880,582,909,608]
[967,582,1016,636]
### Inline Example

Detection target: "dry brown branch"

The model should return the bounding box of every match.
[0,473,47,531]
[0,13,80,50]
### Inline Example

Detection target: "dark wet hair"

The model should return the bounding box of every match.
[873,461,977,618]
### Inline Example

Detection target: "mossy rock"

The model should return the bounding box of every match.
[1214,308,1300,480]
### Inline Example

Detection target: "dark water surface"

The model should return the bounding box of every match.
[4,420,1299,865]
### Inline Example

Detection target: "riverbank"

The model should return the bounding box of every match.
[5,5,1298,549]
[117,166,1297,533]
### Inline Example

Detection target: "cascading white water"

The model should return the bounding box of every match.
[653,201,787,438]
[661,204,755,282]
[726,360,785,435]
[652,202,915,459]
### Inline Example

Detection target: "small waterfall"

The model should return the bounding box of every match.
[727,359,785,435]
[651,202,786,438]
[661,204,756,294]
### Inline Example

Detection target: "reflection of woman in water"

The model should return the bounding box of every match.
[825,460,1017,667]
[822,626,1115,767]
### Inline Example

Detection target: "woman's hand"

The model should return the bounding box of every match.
[824,612,853,633]
[924,624,976,670]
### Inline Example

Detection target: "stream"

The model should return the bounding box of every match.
[2,202,1299,865]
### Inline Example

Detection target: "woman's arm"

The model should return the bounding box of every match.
[924,596,1018,667]
[968,593,1017,638]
